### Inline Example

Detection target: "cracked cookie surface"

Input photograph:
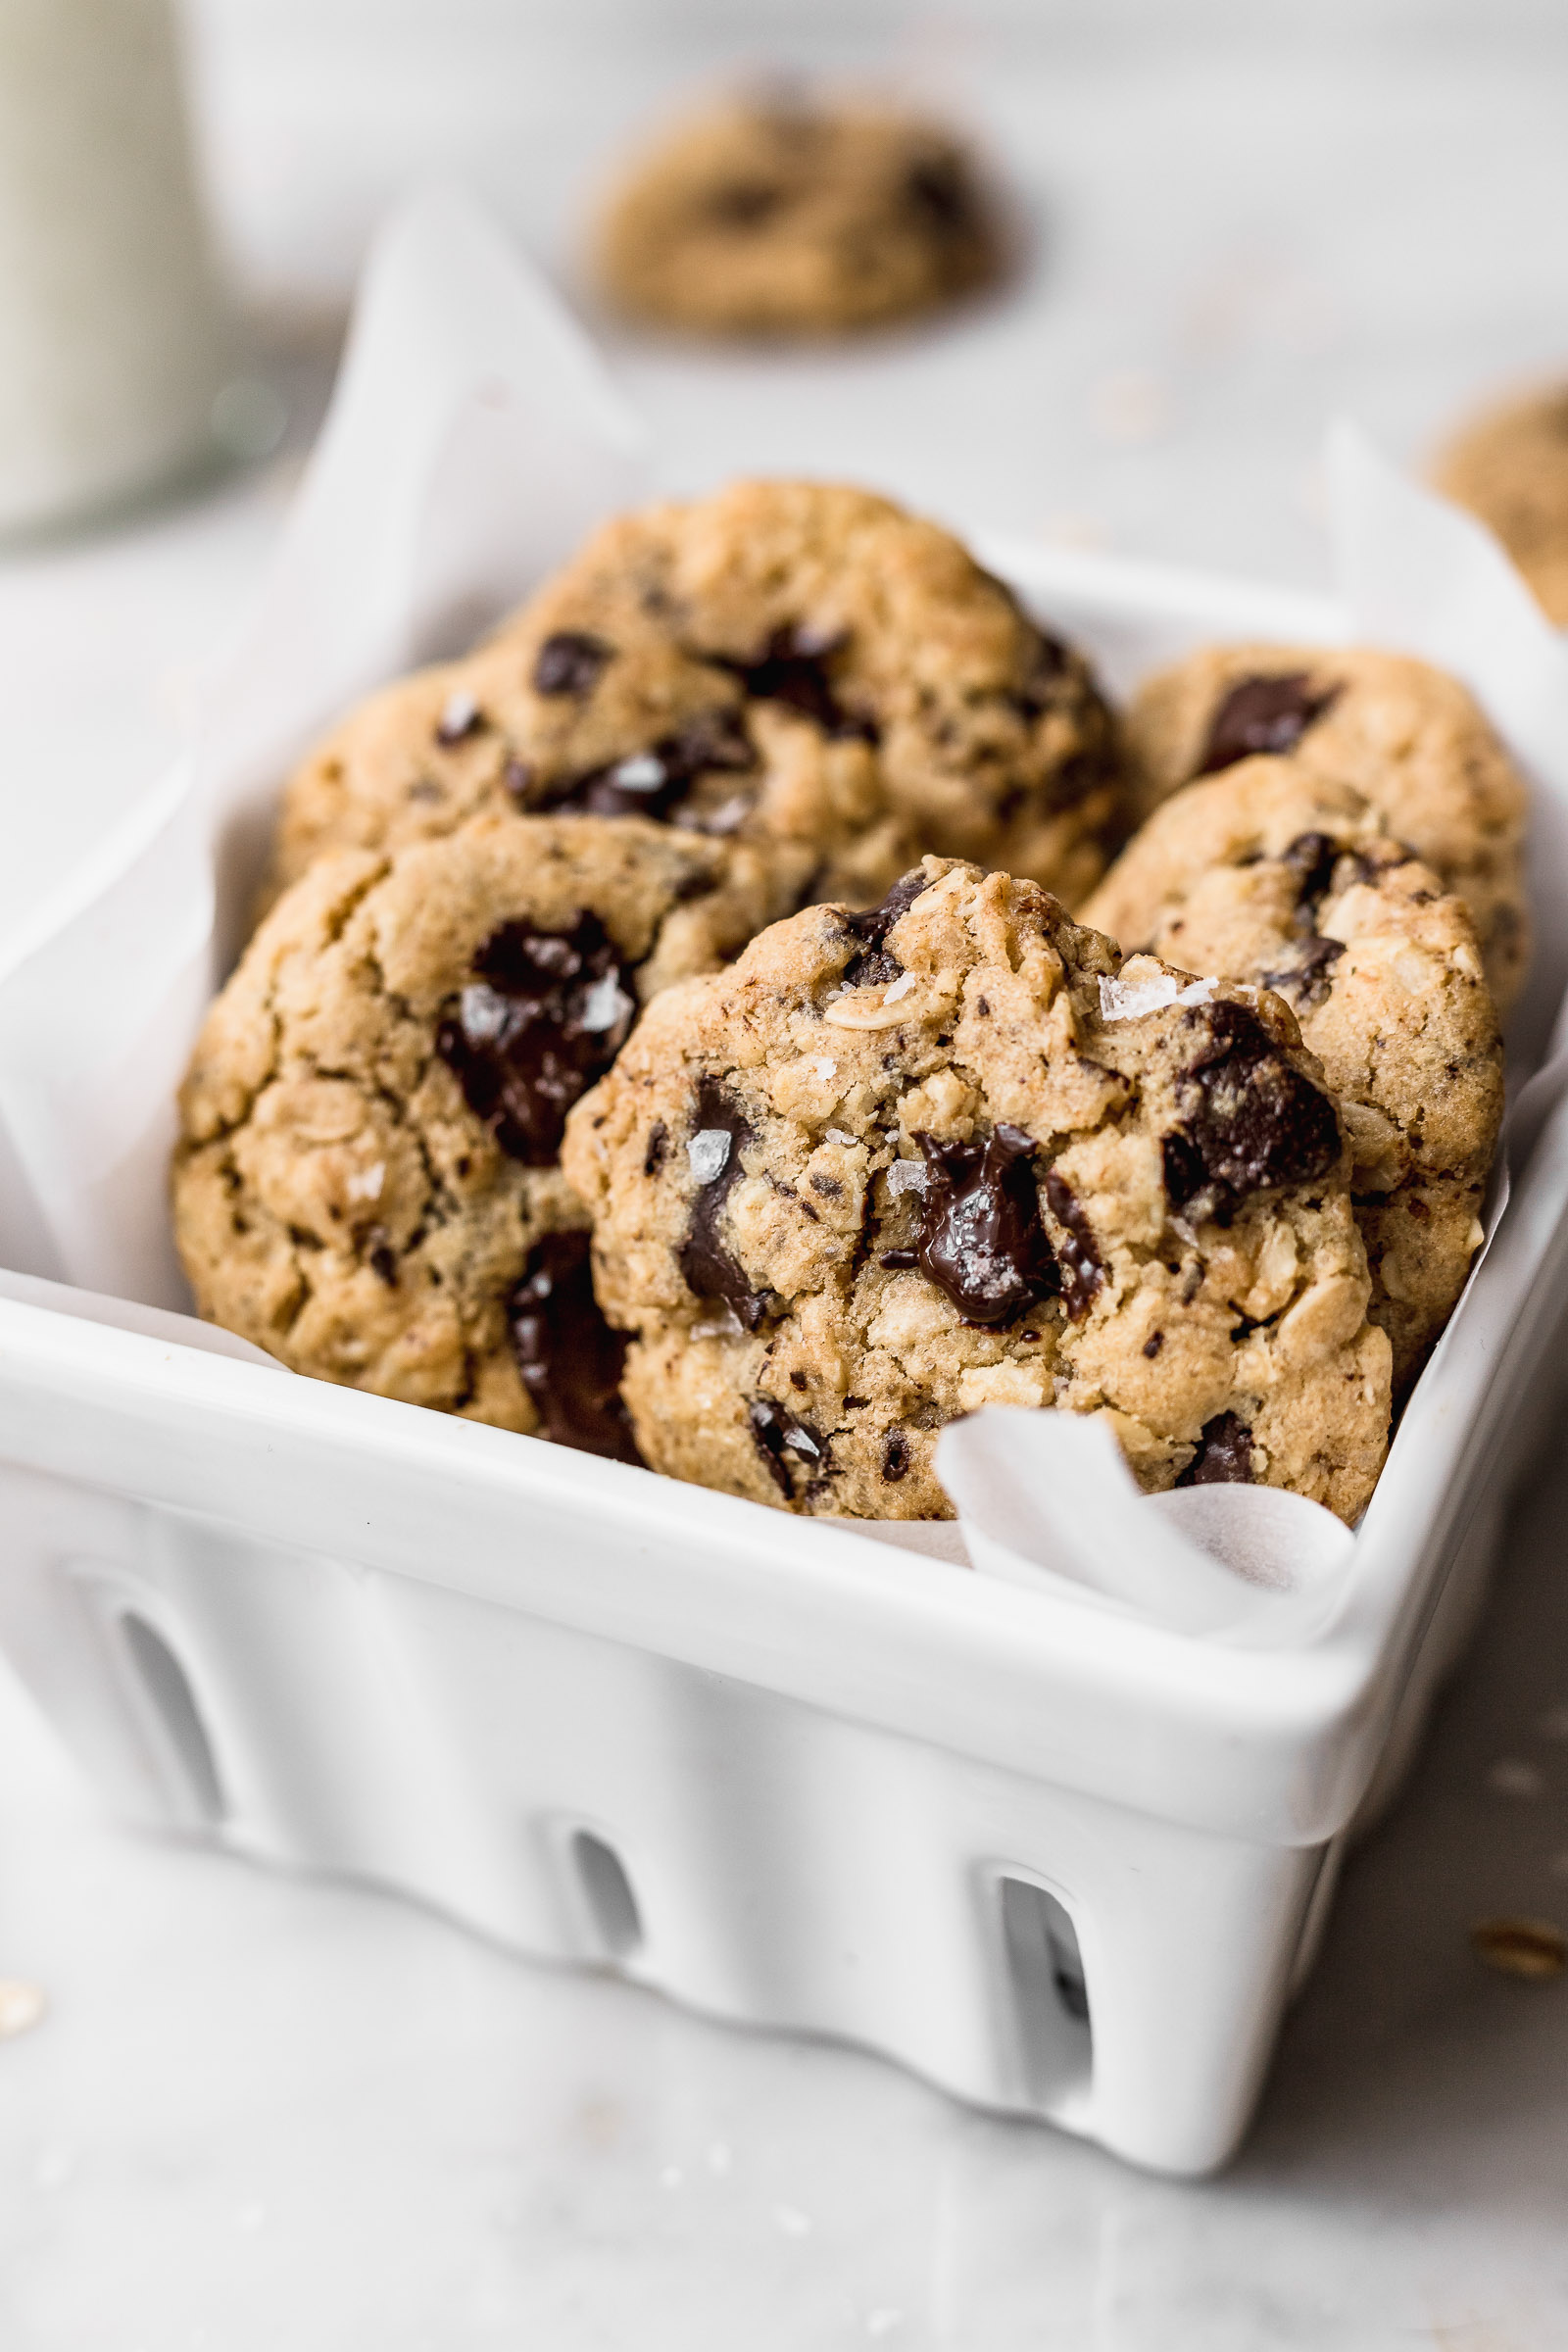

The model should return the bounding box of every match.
[564,858,1392,1523]
[172,813,767,1454]
[1084,760,1503,1390]
[1432,382,1568,626]
[269,480,1123,919]
[1123,642,1530,1012]
[591,93,1004,337]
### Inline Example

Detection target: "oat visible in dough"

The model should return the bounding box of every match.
[564,857,1392,1523]
[1123,643,1530,1013]
[1084,760,1503,1390]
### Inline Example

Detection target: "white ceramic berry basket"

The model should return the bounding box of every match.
[4,193,1568,2179]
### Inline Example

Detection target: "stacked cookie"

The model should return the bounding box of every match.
[173,495,1522,1531]
[178,480,1124,1464]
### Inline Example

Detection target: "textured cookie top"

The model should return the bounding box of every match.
[1084,761,1503,1387]
[174,815,765,1453]
[271,480,1123,915]
[1432,381,1568,626]
[591,93,1004,336]
[1123,642,1530,1012]
[564,858,1392,1523]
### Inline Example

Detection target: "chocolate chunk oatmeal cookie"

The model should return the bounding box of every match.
[1432,380,1568,626]
[1084,761,1503,1389]
[270,479,1124,918]
[1123,644,1530,1012]
[563,858,1392,1523]
[591,92,1004,337]
[173,813,767,1455]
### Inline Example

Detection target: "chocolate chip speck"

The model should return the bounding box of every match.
[643,1120,668,1177]
[1143,1330,1163,1358]
[881,1430,910,1483]
[533,631,612,698]
[841,870,932,985]
[1281,830,1341,915]
[1043,1170,1102,1321]
[719,625,878,743]
[679,1076,767,1329]
[748,1397,827,1497]
[1177,1410,1255,1487]
[508,1228,642,1464]
[1198,673,1340,774]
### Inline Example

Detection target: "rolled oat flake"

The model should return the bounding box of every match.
[1471,1916,1567,1980]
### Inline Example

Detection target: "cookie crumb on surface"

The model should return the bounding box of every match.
[1472,1918,1567,1981]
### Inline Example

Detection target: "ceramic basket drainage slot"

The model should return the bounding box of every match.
[995,1875,1094,2114]
[566,1828,645,1964]
[3,191,1568,2176]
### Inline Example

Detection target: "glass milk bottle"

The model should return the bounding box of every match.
[0,0,232,536]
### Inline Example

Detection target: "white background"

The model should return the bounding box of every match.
[4,2,1568,2342]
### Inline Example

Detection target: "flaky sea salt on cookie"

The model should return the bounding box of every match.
[564,858,1392,1524]
[1123,642,1530,1013]
[1084,760,1503,1391]
[173,813,770,1456]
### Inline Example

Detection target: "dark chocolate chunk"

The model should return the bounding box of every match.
[844,947,902,989]
[843,869,932,950]
[435,913,636,1165]
[748,1397,827,1498]
[716,625,878,743]
[881,1430,910,1483]
[643,1120,668,1177]
[1260,933,1346,1011]
[840,871,933,984]
[1197,673,1339,774]
[1281,830,1341,916]
[879,1248,918,1270]
[1177,1410,1255,1488]
[914,1123,1059,1327]
[1010,630,1073,721]
[678,1077,768,1329]
[1043,1171,1102,1320]
[368,1241,398,1287]
[904,155,975,233]
[533,631,612,698]
[1143,1330,1163,1358]
[538,709,757,826]
[1161,1001,1340,1221]
[508,1229,642,1464]
[709,178,786,227]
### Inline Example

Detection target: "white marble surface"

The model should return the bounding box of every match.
[4,4,1568,2343]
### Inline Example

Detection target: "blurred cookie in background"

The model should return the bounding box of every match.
[1432,379,1568,626]
[591,89,1006,337]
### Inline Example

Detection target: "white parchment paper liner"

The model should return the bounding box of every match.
[2,186,1567,1642]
